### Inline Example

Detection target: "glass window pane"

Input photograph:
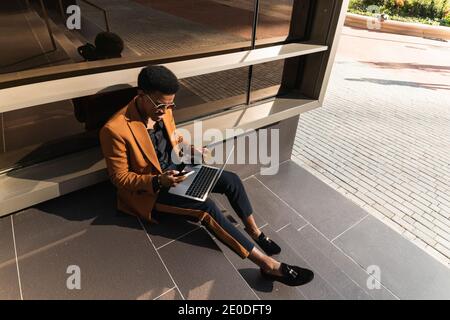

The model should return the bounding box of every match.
[250,59,288,103]
[175,66,249,123]
[80,0,253,56]
[0,0,254,77]
[256,0,294,41]
[0,64,251,171]
[0,100,93,172]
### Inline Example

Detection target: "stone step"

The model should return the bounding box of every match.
[141,197,259,299]
[279,224,380,300]
[2,180,258,300]
[154,227,258,300]
[283,224,397,300]
[210,220,343,299]
[7,182,175,299]
[208,184,348,299]
[0,216,21,299]
[256,161,368,240]
[206,162,394,299]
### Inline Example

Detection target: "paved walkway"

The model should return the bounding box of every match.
[293,26,450,267]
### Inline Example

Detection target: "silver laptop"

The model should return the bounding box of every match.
[168,146,234,202]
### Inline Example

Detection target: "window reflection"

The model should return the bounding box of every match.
[250,59,287,103]
[257,0,295,41]
[0,0,310,172]
[74,0,255,57]
[0,0,308,77]
[0,0,256,75]
[175,66,249,123]
[0,100,90,173]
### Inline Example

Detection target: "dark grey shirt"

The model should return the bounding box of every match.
[147,121,173,172]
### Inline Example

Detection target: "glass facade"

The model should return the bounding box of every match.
[175,66,249,123]
[78,0,253,56]
[0,0,317,173]
[0,0,310,76]
[0,100,91,173]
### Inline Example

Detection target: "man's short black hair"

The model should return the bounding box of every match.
[95,32,124,58]
[137,65,179,94]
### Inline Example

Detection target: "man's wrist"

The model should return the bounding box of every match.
[152,174,162,192]
[157,174,163,187]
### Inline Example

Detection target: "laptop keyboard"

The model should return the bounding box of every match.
[185,166,218,199]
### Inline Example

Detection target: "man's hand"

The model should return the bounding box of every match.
[173,142,210,164]
[159,170,187,188]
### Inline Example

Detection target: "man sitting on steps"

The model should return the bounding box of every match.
[99,65,314,287]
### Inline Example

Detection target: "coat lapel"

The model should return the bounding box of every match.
[126,98,162,173]
[163,107,184,161]
[162,107,178,149]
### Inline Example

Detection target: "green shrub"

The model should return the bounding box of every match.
[441,12,450,25]
[348,0,450,26]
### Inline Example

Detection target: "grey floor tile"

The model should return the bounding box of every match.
[142,211,200,249]
[155,287,183,300]
[12,182,174,299]
[278,225,372,300]
[158,228,257,300]
[334,215,450,299]
[265,228,343,300]
[0,216,21,299]
[300,273,344,300]
[243,177,307,230]
[298,225,398,300]
[256,161,367,240]
[213,236,306,300]
[214,225,342,300]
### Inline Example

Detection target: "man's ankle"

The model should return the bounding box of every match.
[263,260,282,275]
[245,227,261,240]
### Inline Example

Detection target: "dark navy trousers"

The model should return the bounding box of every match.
[154,170,255,258]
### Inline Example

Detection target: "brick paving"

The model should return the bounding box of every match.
[293,27,450,267]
